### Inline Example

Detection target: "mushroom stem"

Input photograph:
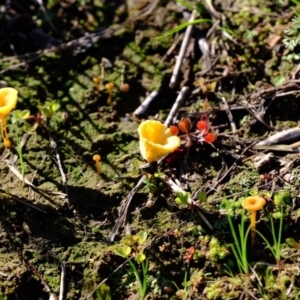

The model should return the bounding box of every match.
[1,117,11,148]
[106,83,114,105]
[95,162,101,174]
[250,211,257,244]
[93,155,102,174]
[93,77,101,91]
[107,93,112,105]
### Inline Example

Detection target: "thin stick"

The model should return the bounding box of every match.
[252,144,300,152]
[207,142,256,193]
[203,0,221,19]
[221,95,239,147]
[221,96,236,133]
[4,159,66,199]
[109,175,147,242]
[6,191,47,213]
[36,0,57,33]
[164,86,189,127]
[48,132,70,207]
[85,260,126,299]
[255,127,300,146]
[0,271,8,277]
[169,10,197,88]
[133,91,159,116]
[162,34,183,61]
[241,100,275,131]
[158,173,213,230]
[4,158,43,188]
[59,261,66,300]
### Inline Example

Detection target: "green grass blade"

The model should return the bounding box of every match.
[154,19,212,40]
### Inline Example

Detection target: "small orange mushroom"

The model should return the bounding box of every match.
[119,83,130,93]
[105,82,114,105]
[0,87,18,148]
[93,77,101,91]
[93,154,102,174]
[242,196,266,244]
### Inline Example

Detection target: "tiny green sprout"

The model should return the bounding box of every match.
[175,192,190,206]
[198,191,207,202]
[116,245,131,257]
[12,110,38,134]
[13,109,30,121]
[137,231,147,245]
[271,211,283,219]
[12,110,34,181]
[135,252,146,263]
[204,282,223,299]
[274,191,291,207]
[95,283,111,300]
[122,234,134,246]
[38,100,60,119]
[286,238,300,249]
[92,225,100,234]
[115,235,149,299]
[143,177,158,194]
[207,237,228,262]
[123,231,148,248]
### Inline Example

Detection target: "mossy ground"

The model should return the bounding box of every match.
[1,1,300,299]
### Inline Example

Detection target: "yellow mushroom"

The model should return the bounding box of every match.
[93,77,101,91]
[93,154,102,174]
[105,82,114,105]
[138,120,181,163]
[242,196,266,244]
[0,88,18,148]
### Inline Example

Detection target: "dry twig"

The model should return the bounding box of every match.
[255,127,300,146]
[164,86,189,127]
[221,96,237,137]
[4,159,66,198]
[241,100,275,131]
[35,0,57,33]
[109,175,147,242]
[169,10,197,88]
[134,91,159,116]
[207,142,256,194]
[48,132,70,207]
[59,261,66,300]
[159,173,213,230]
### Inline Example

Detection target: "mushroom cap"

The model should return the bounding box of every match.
[119,83,130,93]
[138,120,181,163]
[0,88,18,118]
[93,154,101,161]
[93,77,100,84]
[105,82,114,90]
[242,196,266,211]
